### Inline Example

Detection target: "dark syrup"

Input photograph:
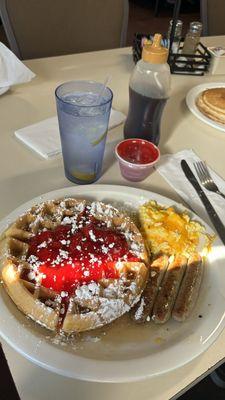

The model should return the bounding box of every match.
[124,87,167,145]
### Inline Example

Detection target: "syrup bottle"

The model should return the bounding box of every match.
[124,34,171,145]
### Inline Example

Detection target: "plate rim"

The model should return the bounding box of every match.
[186,82,225,132]
[0,183,225,382]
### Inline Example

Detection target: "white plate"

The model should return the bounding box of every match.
[0,86,10,96]
[186,82,225,132]
[1,185,225,382]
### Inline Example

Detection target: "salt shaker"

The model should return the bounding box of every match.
[182,21,202,55]
[167,19,183,53]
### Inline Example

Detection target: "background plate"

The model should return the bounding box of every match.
[0,184,225,382]
[186,82,225,132]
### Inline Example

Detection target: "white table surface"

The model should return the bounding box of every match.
[1,35,225,400]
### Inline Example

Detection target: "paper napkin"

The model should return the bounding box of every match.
[15,109,126,159]
[0,42,35,87]
[156,149,225,228]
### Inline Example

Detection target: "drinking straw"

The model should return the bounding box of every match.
[169,0,182,56]
[97,75,111,104]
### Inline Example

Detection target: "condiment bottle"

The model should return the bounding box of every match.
[167,19,183,53]
[182,21,203,55]
[124,33,171,145]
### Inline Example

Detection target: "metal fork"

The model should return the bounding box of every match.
[194,161,225,200]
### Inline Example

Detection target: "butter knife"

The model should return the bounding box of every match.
[181,159,225,245]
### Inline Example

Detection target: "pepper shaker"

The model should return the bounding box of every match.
[182,21,203,55]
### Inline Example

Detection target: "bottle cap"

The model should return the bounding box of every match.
[168,19,183,36]
[169,19,183,28]
[142,33,168,64]
[190,21,202,33]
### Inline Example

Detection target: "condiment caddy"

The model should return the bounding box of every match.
[169,40,211,76]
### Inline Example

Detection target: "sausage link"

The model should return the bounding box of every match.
[130,255,169,323]
[152,255,187,324]
[172,253,203,322]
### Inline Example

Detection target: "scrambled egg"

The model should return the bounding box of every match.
[139,201,210,257]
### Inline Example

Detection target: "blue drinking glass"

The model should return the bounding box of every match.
[55,80,113,184]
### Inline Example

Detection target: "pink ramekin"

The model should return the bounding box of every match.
[115,138,160,182]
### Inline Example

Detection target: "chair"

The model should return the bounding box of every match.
[0,0,129,59]
[201,0,225,36]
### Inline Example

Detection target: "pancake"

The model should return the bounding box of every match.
[202,88,225,114]
[196,88,225,124]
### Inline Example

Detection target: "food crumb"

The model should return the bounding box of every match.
[154,336,165,344]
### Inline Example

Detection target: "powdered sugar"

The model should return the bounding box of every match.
[27,271,36,281]
[134,297,145,321]
[60,291,68,298]
[99,297,130,322]
[89,229,97,242]
[101,245,108,254]
[3,197,147,335]
[37,241,48,248]
[75,282,100,300]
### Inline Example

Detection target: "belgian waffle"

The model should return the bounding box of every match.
[0,198,149,333]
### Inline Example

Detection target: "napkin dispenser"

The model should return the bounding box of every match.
[208,47,225,75]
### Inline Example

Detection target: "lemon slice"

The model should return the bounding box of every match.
[91,130,107,146]
[71,169,96,181]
